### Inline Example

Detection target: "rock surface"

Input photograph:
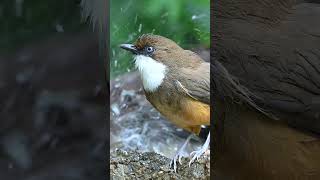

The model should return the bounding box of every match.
[110,149,210,180]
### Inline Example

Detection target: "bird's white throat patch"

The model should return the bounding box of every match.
[134,55,167,92]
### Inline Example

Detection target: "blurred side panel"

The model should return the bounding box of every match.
[0,1,107,179]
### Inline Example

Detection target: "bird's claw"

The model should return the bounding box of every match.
[169,134,194,172]
[170,153,184,172]
[188,132,210,167]
[188,148,206,167]
[178,155,183,164]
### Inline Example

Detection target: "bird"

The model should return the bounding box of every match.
[120,34,210,172]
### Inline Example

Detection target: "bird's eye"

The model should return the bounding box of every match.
[145,46,154,53]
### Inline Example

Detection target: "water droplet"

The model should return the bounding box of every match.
[138,23,142,33]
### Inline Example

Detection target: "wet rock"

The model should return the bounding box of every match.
[110,149,210,180]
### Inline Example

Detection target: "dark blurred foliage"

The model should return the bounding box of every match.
[0,0,85,52]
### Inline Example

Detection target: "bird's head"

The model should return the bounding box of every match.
[120,34,190,91]
[120,34,201,70]
[120,34,204,92]
[121,34,188,67]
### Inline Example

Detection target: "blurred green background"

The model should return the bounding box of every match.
[0,0,85,53]
[110,0,210,78]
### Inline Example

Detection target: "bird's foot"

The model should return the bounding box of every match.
[189,132,210,167]
[188,147,207,167]
[170,150,185,172]
[169,134,194,172]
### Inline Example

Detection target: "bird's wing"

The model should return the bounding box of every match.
[215,3,320,134]
[174,61,210,105]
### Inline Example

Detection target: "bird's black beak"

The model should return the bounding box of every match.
[120,44,138,54]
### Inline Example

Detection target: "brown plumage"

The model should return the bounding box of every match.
[213,0,320,179]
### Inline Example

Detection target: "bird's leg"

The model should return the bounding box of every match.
[189,132,210,167]
[170,133,194,172]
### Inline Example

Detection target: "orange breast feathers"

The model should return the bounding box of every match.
[177,98,210,134]
[149,96,210,135]
[181,99,210,126]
